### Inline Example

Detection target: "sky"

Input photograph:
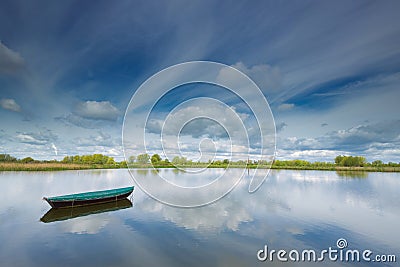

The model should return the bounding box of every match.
[0,0,399,163]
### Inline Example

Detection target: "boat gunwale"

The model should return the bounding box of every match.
[43,186,134,202]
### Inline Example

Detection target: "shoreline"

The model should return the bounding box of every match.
[0,162,399,173]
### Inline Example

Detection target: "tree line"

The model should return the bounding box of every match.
[128,154,236,166]
[0,154,36,163]
[1,153,399,168]
[0,153,126,167]
[61,154,116,165]
[128,153,400,167]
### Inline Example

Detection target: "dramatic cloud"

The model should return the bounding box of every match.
[15,129,57,146]
[146,103,249,140]
[277,120,400,162]
[0,41,24,74]
[0,98,21,112]
[326,120,400,150]
[0,2,399,160]
[74,101,119,121]
[147,117,229,140]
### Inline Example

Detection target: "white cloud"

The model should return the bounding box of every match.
[277,103,294,111]
[146,100,248,140]
[74,101,119,121]
[276,120,400,162]
[55,113,115,129]
[0,41,24,74]
[16,133,48,145]
[232,62,283,92]
[276,149,341,161]
[325,120,400,149]
[74,131,119,148]
[276,122,287,132]
[15,128,57,146]
[60,215,109,234]
[0,98,21,112]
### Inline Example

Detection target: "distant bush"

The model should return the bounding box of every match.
[62,154,116,165]
[0,154,17,162]
[335,155,366,167]
[20,157,35,163]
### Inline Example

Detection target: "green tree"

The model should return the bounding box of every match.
[137,153,150,164]
[82,155,91,164]
[172,156,187,165]
[106,157,116,165]
[119,160,128,168]
[92,154,106,164]
[128,155,136,163]
[73,155,81,163]
[151,154,162,164]
[0,154,17,162]
[21,157,34,163]
[172,156,180,165]
[335,155,344,165]
[372,160,383,167]
[235,160,246,165]
[62,156,73,163]
[335,155,366,167]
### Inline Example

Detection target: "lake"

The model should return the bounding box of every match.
[0,169,398,266]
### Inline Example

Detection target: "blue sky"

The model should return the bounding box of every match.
[0,0,399,162]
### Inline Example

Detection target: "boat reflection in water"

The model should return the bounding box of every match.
[40,199,133,223]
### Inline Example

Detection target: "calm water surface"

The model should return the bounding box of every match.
[0,169,399,266]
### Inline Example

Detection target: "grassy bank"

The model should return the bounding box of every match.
[0,162,119,171]
[1,162,399,172]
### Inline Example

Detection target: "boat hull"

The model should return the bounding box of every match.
[43,187,134,209]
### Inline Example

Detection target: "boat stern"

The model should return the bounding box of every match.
[43,197,56,208]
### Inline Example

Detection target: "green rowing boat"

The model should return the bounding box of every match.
[43,186,134,208]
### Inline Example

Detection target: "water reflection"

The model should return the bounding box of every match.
[40,199,133,223]
[135,169,149,176]
[131,169,400,250]
[336,170,369,178]
[0,169,399,267]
